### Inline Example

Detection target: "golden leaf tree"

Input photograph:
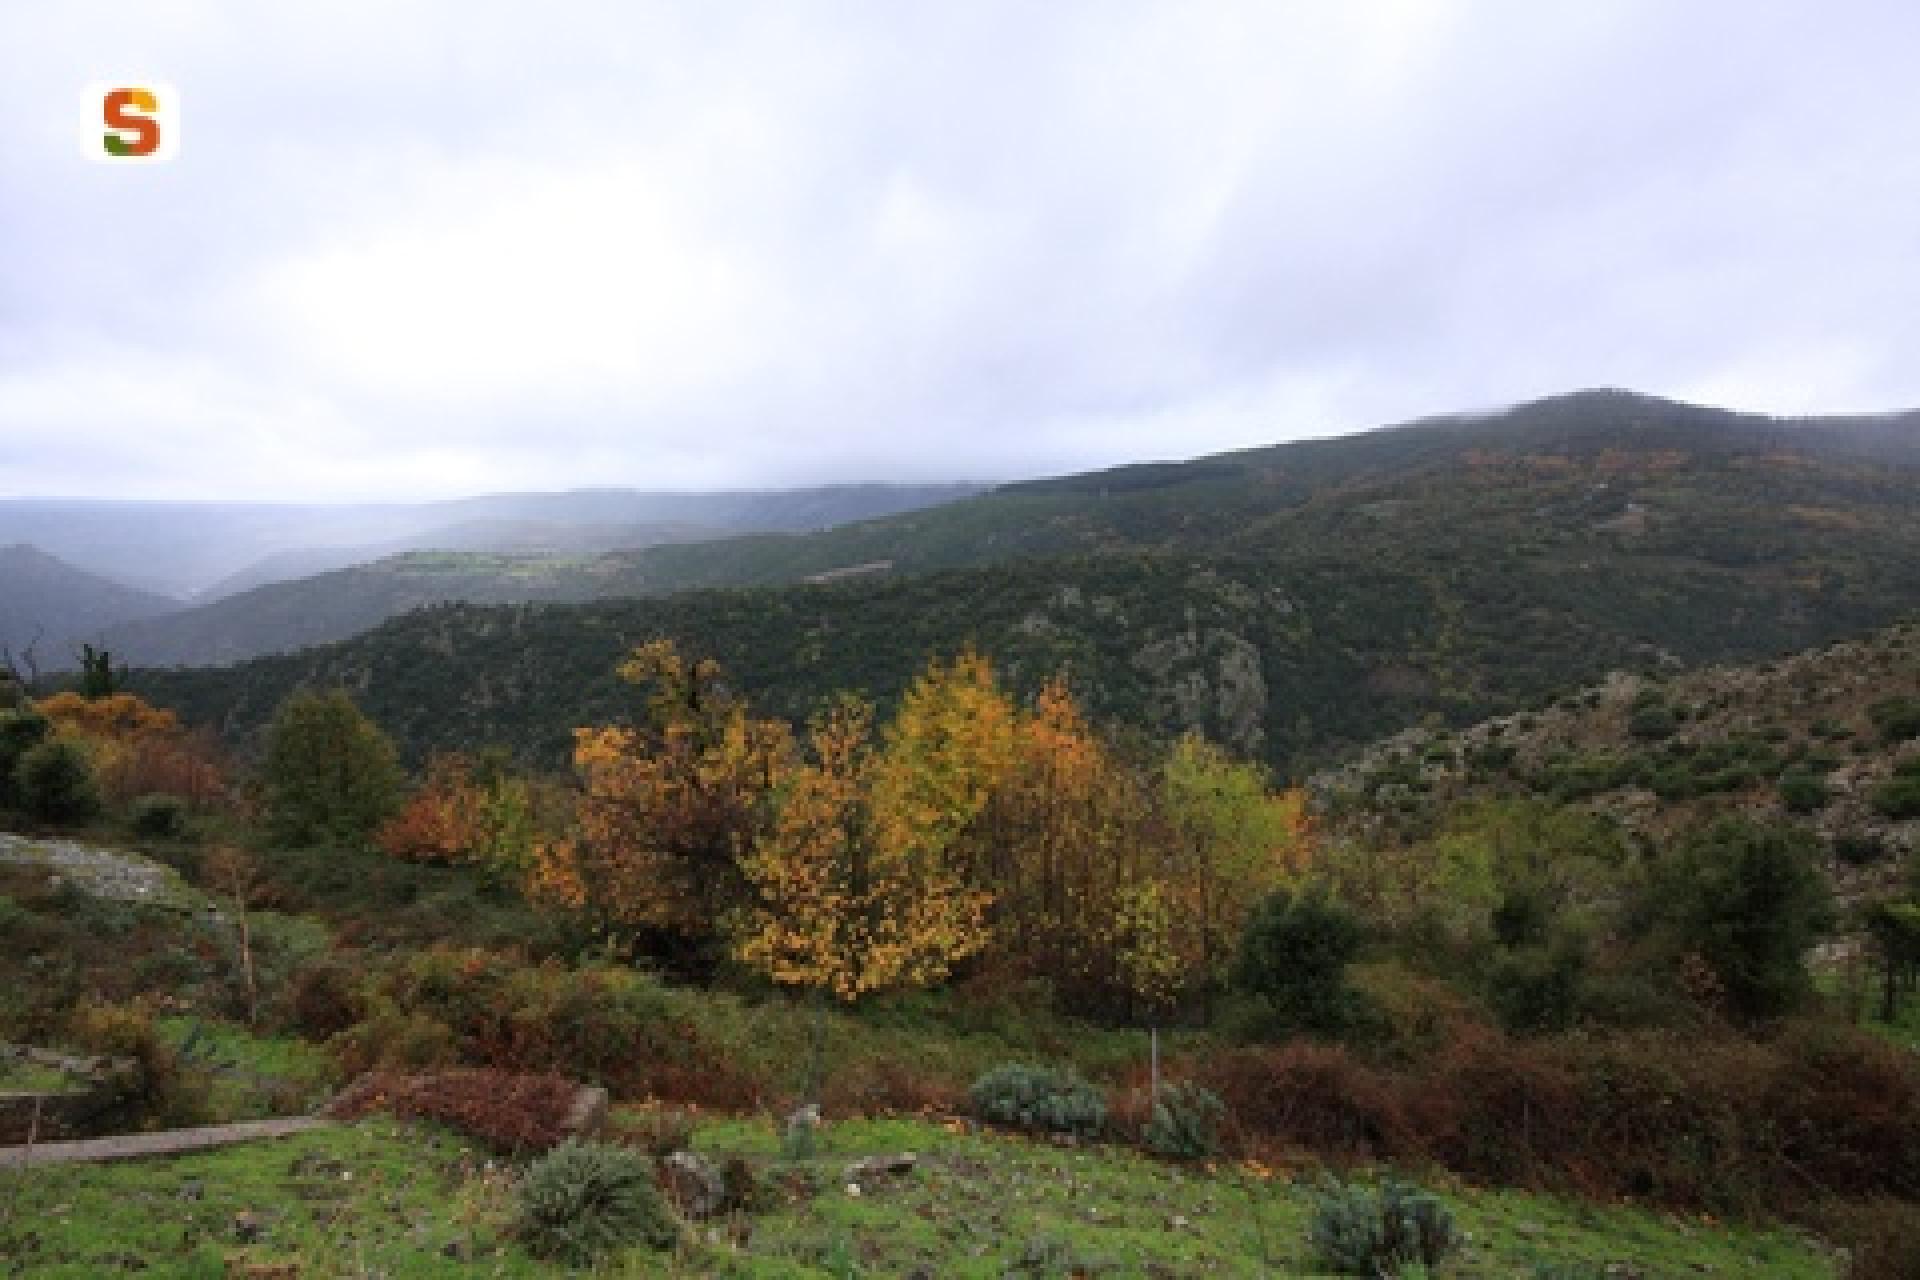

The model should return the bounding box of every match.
[530,640,792,971]
[737,679,998,1004]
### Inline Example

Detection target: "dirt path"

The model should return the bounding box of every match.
[0,1115,329,1169]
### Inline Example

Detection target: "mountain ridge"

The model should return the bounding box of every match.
[125,389,1920,773]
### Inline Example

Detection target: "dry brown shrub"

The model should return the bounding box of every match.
[819,1056,963,1118]
[1196,1042,1414,1161]
[331,1067,584,1154]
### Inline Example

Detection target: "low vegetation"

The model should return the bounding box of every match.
[6,604,1920,1274]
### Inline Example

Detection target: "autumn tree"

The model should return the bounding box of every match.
[531,640,791,972]
[866,650,1018,878]
[980,678,1151,1017]
[1159,733,1311,1008]
[738,692,993,1003]
[380,752,572,890]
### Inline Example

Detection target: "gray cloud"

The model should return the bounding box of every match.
[2,1,1915,500]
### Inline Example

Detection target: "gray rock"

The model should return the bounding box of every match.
[842,1151,917,1187]
[661,1150,726,1219]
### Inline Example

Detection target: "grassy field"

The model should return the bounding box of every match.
[0,1115,1841,1278]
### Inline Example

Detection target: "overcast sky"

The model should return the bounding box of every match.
[1,2,1915,501]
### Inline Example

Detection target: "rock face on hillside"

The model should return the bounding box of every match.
[1313,622,1920,900]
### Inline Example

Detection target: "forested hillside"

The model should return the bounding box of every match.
[129,392,1920,773]
[1316,621,1920,894]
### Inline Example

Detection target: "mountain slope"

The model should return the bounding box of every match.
[104,390,1920,670]
[1313,620,1920,898]
[0,483,982,599]
[127,392,1920,772]
[107,551,641,668]
[0,544,178,671]
[543,389,1920,594]
[194,518,726,601]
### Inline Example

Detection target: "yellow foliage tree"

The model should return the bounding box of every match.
[1159,732,1313,1005]
[738,689,995,1003]
[530,640,792,969]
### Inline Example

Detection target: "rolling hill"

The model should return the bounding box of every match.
[128,390,1920,772]
[0,483,982,600]
[0,544,178,674]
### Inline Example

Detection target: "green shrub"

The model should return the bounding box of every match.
[1486,944,1585,1036]
[1777,772,1829,815]
[0,707,51,808]
[1637,816,1833,1022]
[1307,1176,1461,1276]
[128,793,189,839]
[15,738,102,823]
[968,1063,1106,1138]
[1833,831,1889,867]
[1628,703,1677,741]
[1141,1082,1225,1160]
[67,998,212,1131]
[262,689,403,847]
[1868,695,1920,745]
[513,1140,678,1265]
[1870,766,1920,820]
[1233,886,1367,1039]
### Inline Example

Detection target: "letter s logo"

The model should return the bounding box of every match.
[103,87,161,157]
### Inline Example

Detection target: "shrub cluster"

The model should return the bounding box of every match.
[1870,755,1920,820]
[65,998,212,1132]
[331,1068,586,1154]
[1307,1175,1461,1276]
[968,1062,1107,1138]
[1196,1022,1920,1214]
[325,947,758,1107]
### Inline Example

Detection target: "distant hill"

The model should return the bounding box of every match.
[105,551,644,668]
[518,389,1920,594]
[0,544,178,673]
[196,519,724,601]
[131,390,1920,772]
[0,483,983,599]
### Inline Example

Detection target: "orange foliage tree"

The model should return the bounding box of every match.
[35,691,226,810]
[530,640,792,971]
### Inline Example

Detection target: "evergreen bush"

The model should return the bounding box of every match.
[128,793,189,838]
[1307,1175,1461,1276]
[1141,1082,1225,1160]
[968,1063,1106,1138]
[15,738,102,823]
[514,1140,678,1264]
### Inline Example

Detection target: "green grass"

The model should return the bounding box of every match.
[0,1058,74,1092]
[157,1015,342,1120]
[0,1121,547,1279]
[672,1115,1840,1278]
[1812,970,1920,1053]
[0,1115,1842,1277]
[664,983,1188,1103]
